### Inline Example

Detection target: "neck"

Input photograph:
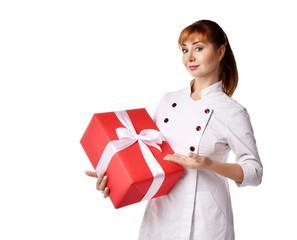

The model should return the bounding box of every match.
[190,76,219,101]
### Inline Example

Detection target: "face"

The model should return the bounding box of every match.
[181,36,225,80]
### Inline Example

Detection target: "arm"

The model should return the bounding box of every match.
[207,160,243,184]
[164,153,243,184]
[226,107,263,187]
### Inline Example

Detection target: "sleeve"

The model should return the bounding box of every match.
[226,107,263,187]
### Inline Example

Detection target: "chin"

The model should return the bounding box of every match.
[188,72,200,78]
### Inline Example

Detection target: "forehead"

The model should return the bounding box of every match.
[180,32,208,45]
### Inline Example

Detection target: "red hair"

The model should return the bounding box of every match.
[178,20,238,97]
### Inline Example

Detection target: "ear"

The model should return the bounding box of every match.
[217,45,226,62]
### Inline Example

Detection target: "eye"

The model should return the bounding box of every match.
[195,47,203,52]
[182,49,187,53]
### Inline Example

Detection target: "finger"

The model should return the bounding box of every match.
[103,187,109,198]
[174,153,194,163]
[188,152,199,159]
[96,171,105,190]
[85,171,98,178]
[170,153,189,162]
[98,175,108,191]
[186,153,202,164]
[164,154,187,166]
[174,153,189,160]
[163,154,174,161]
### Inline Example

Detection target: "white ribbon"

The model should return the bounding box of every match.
[96,110,165,201]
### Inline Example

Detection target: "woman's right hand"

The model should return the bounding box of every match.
[85,170,110,198]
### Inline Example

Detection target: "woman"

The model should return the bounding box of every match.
[86,19,263,239]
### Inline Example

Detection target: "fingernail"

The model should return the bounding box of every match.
[101,171,105,176]
[103,176,108,180]
[188,152,193,157]
[104,187,108,192]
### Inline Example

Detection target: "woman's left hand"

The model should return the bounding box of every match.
[164,153,212,170]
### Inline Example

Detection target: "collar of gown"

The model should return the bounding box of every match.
[188,79,223,99]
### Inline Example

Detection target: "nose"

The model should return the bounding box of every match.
[188,50,195,62]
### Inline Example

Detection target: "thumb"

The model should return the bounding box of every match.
[85,170,98,178]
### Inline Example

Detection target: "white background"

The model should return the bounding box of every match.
[1,0,296,239]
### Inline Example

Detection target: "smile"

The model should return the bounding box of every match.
[189,65,199,71]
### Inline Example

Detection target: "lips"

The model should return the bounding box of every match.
[189,65,199,71]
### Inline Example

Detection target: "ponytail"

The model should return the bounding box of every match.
[220,33,238,97]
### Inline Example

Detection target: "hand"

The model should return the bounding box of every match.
[85,170,110,198]
[164,153,212,170]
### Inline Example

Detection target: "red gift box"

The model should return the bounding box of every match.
[80,108,184,208]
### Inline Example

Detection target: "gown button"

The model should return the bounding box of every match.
[204,108,210,114]
[172,103,177,107]
[164,118,169,123]
[190,146,195,151]
[196,126,201,131]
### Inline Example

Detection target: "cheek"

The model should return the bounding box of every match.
[201,53,217,68]
[200,53,211,64]
[182,55,187,66]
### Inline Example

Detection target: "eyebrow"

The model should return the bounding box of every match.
[181,41,203,46]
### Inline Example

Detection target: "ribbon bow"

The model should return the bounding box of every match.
[116,127,162,152]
